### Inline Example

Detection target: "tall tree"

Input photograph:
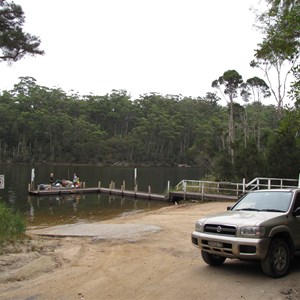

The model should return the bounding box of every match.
[212,70,243,163]
[250,0,300,118]
[241,76,271,151]
[241,77,271,103]
[0,0,44,62]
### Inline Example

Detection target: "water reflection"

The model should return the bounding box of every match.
[26,194,170,227]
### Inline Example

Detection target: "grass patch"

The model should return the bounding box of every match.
[0,202,26,244]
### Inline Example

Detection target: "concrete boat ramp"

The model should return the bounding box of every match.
[28,223,161,240]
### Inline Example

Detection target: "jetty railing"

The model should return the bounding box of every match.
[245,177,298,191]
[175,180,244,197]
[175,177,299,198]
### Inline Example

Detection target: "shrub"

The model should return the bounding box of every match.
[0,202,26,243]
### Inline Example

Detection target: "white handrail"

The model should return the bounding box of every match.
[175,177,299,197]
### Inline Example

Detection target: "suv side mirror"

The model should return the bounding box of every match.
[227,206,232,211]
[293,207,300,216]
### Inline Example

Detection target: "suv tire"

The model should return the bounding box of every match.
[201,250,226,266]
[261,238,290,278]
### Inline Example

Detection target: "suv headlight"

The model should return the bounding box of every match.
[241,226,265,237]
[195,221,204,232]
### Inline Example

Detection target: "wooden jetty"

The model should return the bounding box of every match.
[28,185,237,202]
[28,187,237,202]
[28,185,168,201]
[28,176,299,203]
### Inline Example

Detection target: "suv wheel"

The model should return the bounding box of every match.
[261,238,290,278]
[201,250,226,266]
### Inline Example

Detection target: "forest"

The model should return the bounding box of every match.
[0,0,299,181]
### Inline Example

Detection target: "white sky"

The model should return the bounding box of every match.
[1,0,266,101]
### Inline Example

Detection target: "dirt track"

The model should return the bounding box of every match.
[0,202,299,300]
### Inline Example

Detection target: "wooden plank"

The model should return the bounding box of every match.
[28,187,100,195]
[169,191,238,201]
[99,187,167,201]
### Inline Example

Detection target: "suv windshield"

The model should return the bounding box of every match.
[233,191,292,212]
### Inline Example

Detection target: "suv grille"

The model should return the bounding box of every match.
[204,224,236,236]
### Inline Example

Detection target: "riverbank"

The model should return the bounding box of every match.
[0,202,299,300]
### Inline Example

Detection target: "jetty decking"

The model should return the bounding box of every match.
[28,186,168,201]
[28,186,237,202]
[29,176,298,202]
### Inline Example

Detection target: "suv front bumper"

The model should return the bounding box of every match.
[192,231,271,260]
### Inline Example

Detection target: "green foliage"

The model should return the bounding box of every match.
[234,139,265,180]
[0,1,44,62]
[291,65,300,103]
[0,202,26,243]
[212,151,234,181]
[265,109,300,177]
[252,1,300,119]
[0,74,297,180]
[242,77,271,102]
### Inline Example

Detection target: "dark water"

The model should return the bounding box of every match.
[0,165,206,227]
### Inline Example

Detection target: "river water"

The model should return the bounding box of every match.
[0,164,206,227]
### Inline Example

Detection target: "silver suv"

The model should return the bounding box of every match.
[191,189,300,278]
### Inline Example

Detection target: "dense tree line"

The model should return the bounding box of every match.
[0,75,296,181]
[0,0,300,181]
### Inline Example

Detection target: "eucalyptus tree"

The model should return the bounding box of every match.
[85,90,135,138]
[107,90,136,137]
[176,97,200,158]
[132,93,182,163]
[84,94,112,132]
[127,116,152,162]
[291,65,300,103]
[241,76,271,151]
[0,90,18,160]
[212,70,243,163]
[0,0,44,62]
[241,77,271,103]
[176,95,226,169]
[250,0,300,118]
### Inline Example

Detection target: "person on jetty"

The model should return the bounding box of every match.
[49,173,54,185]
[49,173,66,187]
[73,173,81,187]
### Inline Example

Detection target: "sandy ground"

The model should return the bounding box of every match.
[1,201,300,300]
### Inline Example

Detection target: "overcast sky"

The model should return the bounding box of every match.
[1,0,265,101]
